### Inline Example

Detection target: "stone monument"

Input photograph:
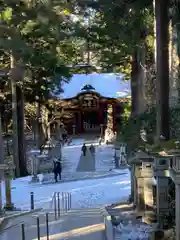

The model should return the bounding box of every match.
[154,155,170,228]
[27,148,41,182]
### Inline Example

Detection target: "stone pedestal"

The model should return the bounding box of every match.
[4,178,14,210]
[156,177,169,224]
[154,155,170,228]
[176,184,180,240]
[0,165,6,212]
[169,154,180,240]
[130,164,136,202]
[28,149,41,183]
[128,152,153,210]
[135,164,145,210]
[0,160,15,211]
[140,158,154,211]
[143,172,154,210]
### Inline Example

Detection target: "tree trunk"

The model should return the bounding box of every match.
[131,49,139,116]
[174,9,180,101]
[35,101,46,149]
[35,101,41,149]
[10,55,20,177]
[16,86,28,176]
[0,107,4,212]
[155,0,170,141]
[138,43,146,113]
[41,105,48,141]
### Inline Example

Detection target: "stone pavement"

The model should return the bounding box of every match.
[76,151,95,172]
[95,144,115,172]
[39,138,116,183]
[62,142,114,173]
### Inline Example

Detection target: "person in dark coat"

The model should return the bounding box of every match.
[53,158,62,182]
[81,143,87,156]
[89,144,95,156]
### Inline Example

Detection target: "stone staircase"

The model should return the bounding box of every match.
[48,208,105,240]
[0,207,105,240]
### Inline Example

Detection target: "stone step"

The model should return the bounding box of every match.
[48,208,105,240]
[1,208,105,240]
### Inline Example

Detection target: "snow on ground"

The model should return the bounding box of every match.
[2,137,126,209]
[1,136,154,239]
[115,222,153,240]
[2,136,121,209]
[1,170,130,210]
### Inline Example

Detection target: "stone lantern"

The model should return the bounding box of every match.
[0,164,7,212]
[153,154,171,228]
[1,159,16,210]
[27,148,41,182]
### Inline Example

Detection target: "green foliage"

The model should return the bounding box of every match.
[0,0,83,104]
[169,105,180,138]
[119,105,180,152]
[118,107,156,150]
[74,0,154,77]
[121,102,131,123]
[145,139,180,153]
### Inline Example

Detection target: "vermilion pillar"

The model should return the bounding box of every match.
[78,111,82,133]
[98,102,104,124]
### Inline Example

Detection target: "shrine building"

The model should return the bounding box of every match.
[53,73,131,135]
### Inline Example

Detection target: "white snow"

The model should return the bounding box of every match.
[1,171,130,210]
[1,137,129,209]
[1,137,153,239]
[116,221,152,240]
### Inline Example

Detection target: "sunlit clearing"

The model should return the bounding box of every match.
[112,180,130,185]
[113,203,133,209]
[64,142,100,149]
[33,223,105,240]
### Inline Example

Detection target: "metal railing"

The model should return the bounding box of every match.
[0,192,72,240]
[51,192,72,220]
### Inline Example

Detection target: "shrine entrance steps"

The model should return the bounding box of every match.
[0,208,105,240]
[50,208,105,240]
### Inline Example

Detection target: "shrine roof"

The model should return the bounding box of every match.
[56,73,131,99]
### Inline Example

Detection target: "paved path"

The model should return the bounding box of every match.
[76,151,95,172]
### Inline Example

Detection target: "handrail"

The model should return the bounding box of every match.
[51,192,72,220]
[0,191,72,239]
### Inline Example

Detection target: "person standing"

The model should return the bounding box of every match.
[53,158,62,182]
[89,144,95,156]
[81,143,87,156]
[98,136,102,146]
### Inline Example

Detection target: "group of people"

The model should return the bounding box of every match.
[52,134,103,182]
[81,143,95,156]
